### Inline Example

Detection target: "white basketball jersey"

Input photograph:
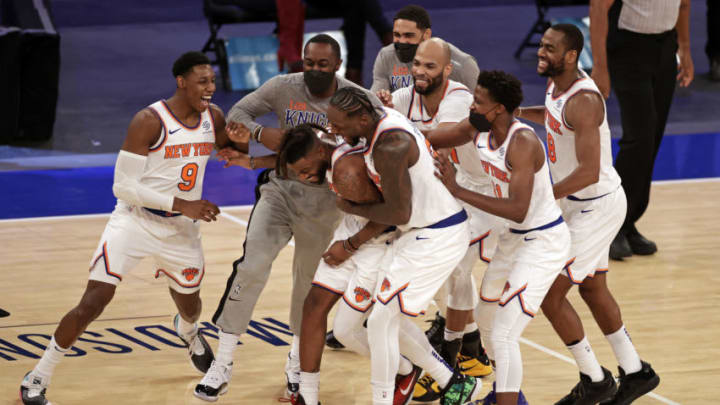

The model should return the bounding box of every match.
[145,100,216,203]
[544,72,621,199]
[393,79,491,189]
[475,121,561,230]
[364,107,463,230]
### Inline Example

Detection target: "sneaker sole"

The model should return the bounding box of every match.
[193,384,228,402]
[616,374,660,405]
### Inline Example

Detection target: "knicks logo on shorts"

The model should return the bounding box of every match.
[354,287,371,303]
[182,268,200,281]
[380,278,391,293]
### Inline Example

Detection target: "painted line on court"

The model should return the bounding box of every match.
[519,337,680,405]
[0,314,172,330]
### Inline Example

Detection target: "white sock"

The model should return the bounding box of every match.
[216,330,239,366]
[286,334,300,380]
[605,325,642,374]
[34,336,68,378]
[398,356,413,375]
[464,322,478,334]
[567,336,604,382]
[444,327,464,341]
[177,315,197,338]
[371,381,394,405]
[299,371,320,405]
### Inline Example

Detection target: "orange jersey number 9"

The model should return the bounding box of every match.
[178,163,199,191]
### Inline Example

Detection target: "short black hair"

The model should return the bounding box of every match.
[329,87,380,119]
[550,23,584,55]
[276,123,327,178]
[477,70,523,114]
[393,5,431,30]
[304,34,341,61]
[172,51,211,77]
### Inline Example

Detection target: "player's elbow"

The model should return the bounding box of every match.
[511,204,529,224]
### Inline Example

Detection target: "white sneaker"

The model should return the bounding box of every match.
[285,351,300,397]
[20,371,51,405]
[194,360,233,402]
[173,314,215,374]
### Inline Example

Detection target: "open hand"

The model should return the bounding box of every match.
[217,147,252,169]
[434,154,459,195]
[376,89,393,108]
[226,121,252,144]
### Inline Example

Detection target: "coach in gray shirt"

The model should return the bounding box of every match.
[194,34,379,401]
[370,4,479,93]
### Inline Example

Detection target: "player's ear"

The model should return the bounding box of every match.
[334,58,342,73]
[176,75,186,89]
[443,62,453,79]
[565,49,578,66]
[422,28,432,41]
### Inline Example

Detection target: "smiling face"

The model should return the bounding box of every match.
[327,105,372,146]
[177,64,215,112]
[537,28,576,78]
[411,39,451,95]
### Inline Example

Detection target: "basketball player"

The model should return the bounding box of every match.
[327,87,478,405]
[515,24,659,404]
[433,70,571,405]
[194,35,381,401]
[383,38,494,401]
[19,51,235,405]
[370,4,479,93]
[265,123,421,405]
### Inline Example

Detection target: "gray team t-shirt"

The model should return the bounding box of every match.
[370,42,480,93]
[228,72,380,132]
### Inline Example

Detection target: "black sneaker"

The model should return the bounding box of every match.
[173,314,215,374]
[19,371,49,405]
[600,361,660,405]
[626,228,657,255]
[610,232,632,261]
[554,367,617,405]
[424,311,446,351]
[325,330,345,349]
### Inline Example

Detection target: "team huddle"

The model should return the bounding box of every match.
[19,5,661,405]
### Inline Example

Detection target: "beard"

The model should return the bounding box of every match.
[413,71,444,95]
[538,58,565,77]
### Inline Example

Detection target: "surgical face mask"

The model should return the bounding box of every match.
[394,42,419,63]
[469,109,494,132]
[304,70,335,95]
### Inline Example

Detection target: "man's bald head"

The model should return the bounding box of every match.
[416,37,451,66]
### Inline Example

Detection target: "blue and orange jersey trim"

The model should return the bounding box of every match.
[550,77,587,101]
[469,230,492,263]
[311,281,344,296]
[499,283,535,317]
[147,107,167,152]
[161,100,202,130]
[417,80,450,124]
[363,111,389,155]
[90,241,122,281]
[375,282,426,317]
[342,294,374,313]
[154,266,205,289]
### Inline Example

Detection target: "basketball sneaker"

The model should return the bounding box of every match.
[599,361,659,405]
[457,354,493,378]
[285,352,300,397]
[554,367,616,405]
[194,360,232,402]
[413,374,441,402]
[173,314,214,374]
[439,370,478,405]
[395,365,422,405]
[325,330,345,349]
[19,371,49,405]
[290,392,321,405]
[424,311,446,351]
[469,382,529,405]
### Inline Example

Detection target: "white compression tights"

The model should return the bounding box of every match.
[489,300,532,393]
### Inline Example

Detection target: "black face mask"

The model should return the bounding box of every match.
[394,42,419,63]
[469,111,493,133]
[304,70,335,95]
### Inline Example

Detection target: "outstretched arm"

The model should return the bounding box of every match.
[424,118,476,149]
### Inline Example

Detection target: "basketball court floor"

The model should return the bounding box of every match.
[1,179,717,404]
